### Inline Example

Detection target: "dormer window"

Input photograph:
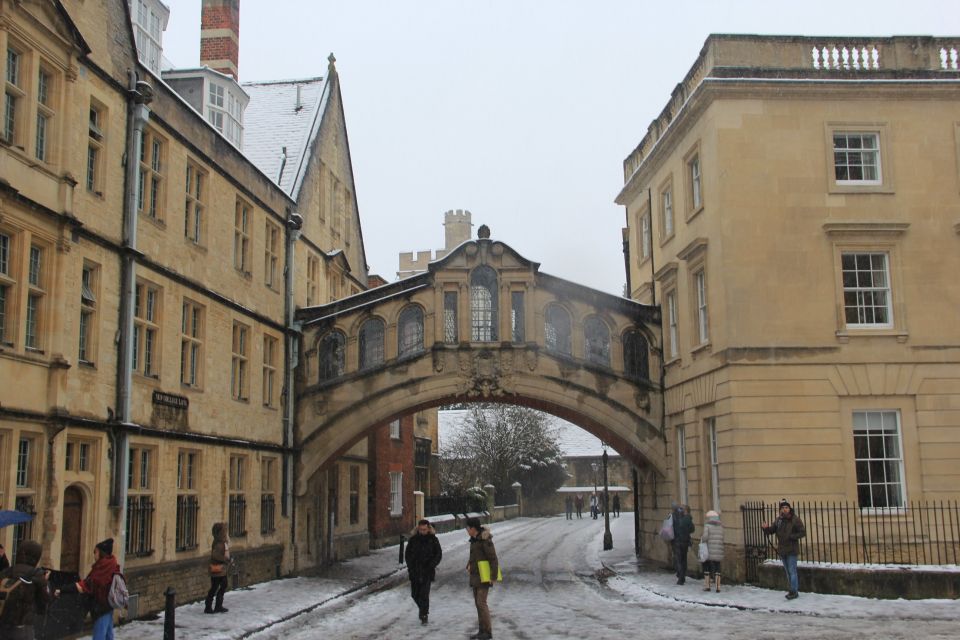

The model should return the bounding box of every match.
[206,80,243,148]
[129,0,169,75]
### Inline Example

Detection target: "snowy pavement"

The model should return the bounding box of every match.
[117,514,960,639]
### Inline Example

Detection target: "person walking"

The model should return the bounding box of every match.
[612,494,621,518]
[672,504,695,584]
[589,493,598,519]
[762,499,806,600]
[57,538,120,640]
[205,522,231,613]
[465,517,498,640]
[564,495,573,520]
[0,541,50,640]
[404,518,442,624]
[574,494,583,519]
[700,510,725,592]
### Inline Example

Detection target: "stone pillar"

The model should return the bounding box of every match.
[511,481,523,518]
[483,484,496,522]
[414,491,424,522]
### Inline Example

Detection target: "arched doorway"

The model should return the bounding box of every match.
[60,486,84,573]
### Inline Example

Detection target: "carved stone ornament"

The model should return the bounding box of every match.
[457,349,512,398]
[634,390,651,411]
[524,349,538,372]
[433,349,445,373]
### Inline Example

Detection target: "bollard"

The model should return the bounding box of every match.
[399,535,405,564]
[163,587,176,640]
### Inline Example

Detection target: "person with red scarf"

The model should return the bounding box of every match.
[57,538,120,640]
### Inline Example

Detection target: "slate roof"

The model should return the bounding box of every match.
[241,77,329,197]
[437,409,619,459]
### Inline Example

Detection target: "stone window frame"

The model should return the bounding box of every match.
[264,220,281,290]
[358,316,386,370]
[824,122,895,194]
[469,265,499,342]
[4,42,28,148]
[126,442,156,557]
[678,238,710,355]
[138,127,167,224]
[683,140,704,221]
[318,329,346,381]
[658,174,675,246]
[231,320,250,402]
[676,424,689,505]
[86,99,106,196]
[184,159,207,246]
[229,453,248,538]
[234,197,253,276]
[33,60,57,164]
[0,224,20,346]
[635,201,652,266]
[260,456,278,535]
[180,297,204,388]
[397,304,425,358]
[134,279,162,379]
[655,261,680,364]
[621,328,650,381]
[583,315,612,367]
[306,253,320,306]
[24,240,49,352]
[824,222,909,343]
[543,302,573,356]
[262,333,278,408]
[175,449,201,551]
[79,261,100,366]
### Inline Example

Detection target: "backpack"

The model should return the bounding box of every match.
[0,576,24,617]
[107,573,129,611]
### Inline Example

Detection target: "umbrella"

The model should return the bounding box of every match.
[0,509,34,528]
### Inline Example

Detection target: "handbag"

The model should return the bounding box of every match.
[659,514,675,541]
[697,541,709,563]
[209,562,227,577]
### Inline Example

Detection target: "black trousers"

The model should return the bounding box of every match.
[673,542,689,581]
[410,577,432,615]
[206,575,227,610]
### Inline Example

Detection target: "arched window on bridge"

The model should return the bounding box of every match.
[584,316,611,366]
[318,330,346,381]
[359,317,385,370]
[622,329,649,380]
[398,305,424,357]
[470,265,498,342]
[544,304,572,355]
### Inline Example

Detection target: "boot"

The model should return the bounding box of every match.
[204,595,214,614]
[703,575,711,591]
[715,574,721,593]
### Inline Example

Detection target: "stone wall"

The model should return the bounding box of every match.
[756,563,960,600]
[126,544,283,616]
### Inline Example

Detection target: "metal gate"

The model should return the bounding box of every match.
[740,501,777,583]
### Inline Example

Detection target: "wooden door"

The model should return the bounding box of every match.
[60,487,84,573]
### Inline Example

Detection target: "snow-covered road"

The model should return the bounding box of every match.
[246,516,960,640]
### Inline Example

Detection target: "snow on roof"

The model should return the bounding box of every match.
[241,77,328,196]
[437,409,619,459]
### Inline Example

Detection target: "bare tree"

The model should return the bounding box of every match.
[440,404,567,501]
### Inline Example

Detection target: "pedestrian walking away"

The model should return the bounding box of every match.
[57,538,120,640]
[762,499,806,599]
[671,504,695,584]
[0,541,50,640]
[700,510,725,592]
[589,493,598,519]
[206,522,231,613]
[405,518,442,624]
[575,494,583,519]
[612,494,621,518]
[465,516,499,640]
[564,495,573,520]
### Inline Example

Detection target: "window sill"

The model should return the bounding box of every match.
[235,268,253,281]
[185,240,208,253]
[685,204,705,223]
[135,373,162,386]
[181,383,205,393]
[835,329,908,344]
[659,232,675,247]
[86,188,105,200]
[664,356,682,369]
[79,359,96,370]
[829,183,894,195]
[691,341,711,355]
[232,396,249,404]
[140,214,166,229]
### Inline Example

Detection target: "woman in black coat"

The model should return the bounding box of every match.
[404,519,442,624]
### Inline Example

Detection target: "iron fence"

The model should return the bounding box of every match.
[125,495,155,556]
[229,494,247,538]
[741,500,960,582]
[261,494,276,534]
[175,494,200,551]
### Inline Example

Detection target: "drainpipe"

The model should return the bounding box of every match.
[282,211,303,559]
[113,71,152,569]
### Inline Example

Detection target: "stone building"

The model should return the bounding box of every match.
[617,34,960,577]
[0,0,371,615]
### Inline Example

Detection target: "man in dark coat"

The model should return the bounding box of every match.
[672,504,695,584]
[0,541,50,640]
[404,519,442,624]
[465,516,498,640]
[762,499,806,599]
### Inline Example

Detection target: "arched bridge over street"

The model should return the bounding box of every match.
[294,231,664,496]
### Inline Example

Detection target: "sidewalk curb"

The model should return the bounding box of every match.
[235,565,407,639]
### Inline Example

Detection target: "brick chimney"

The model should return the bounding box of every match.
[200,0,240,80]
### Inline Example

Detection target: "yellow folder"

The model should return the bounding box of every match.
[477,560,502,583]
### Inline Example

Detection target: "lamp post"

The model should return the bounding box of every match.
[590,462,598,519]
[602,448,613,550]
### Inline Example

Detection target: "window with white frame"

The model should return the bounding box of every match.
[231,322,249,401]
[0,229,14,345]
[389,471,403,516]
[130,0,167,74]
[688,154,702,211]
[126,445,155,556]
[260,457,277,534]
[79,263,98,364]
[262,334,278,407]
[229,455,247,537]
[25,244,45,350]
[34,66,54,163]
[234,199,251,274]
[833,132,880,184]
[694,269,709,344]
[666,290,679,360]
[853,410,905,509]
[175,450,200,550]
[841,252,892,328]
[676,426,688,505]
[640,209,651,260]
[180,299,203,387]
[264,221,280,289]
[5,46,24,146]
[306,254,320,306]
[389,419,401,440]
[138,128,165,221]
[661,187,674,239]
[184,161,206,245]
[707,418,720,512]
[470,266,498,342]
[87,102,104,194]
[133,281,160,377]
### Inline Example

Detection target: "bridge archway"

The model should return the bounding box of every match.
[295,233,664,495]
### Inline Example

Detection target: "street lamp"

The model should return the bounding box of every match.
[590,462,598,519]
[602,447,613,550]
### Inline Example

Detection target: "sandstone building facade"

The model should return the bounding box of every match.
[617,35,960,577]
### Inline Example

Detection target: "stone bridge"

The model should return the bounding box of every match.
[294,229,664,495]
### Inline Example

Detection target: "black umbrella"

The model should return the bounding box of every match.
[0,509,33,528]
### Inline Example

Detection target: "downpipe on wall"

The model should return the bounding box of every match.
[283,211,303,565]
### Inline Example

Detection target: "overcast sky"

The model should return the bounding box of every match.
[160,1,959,295]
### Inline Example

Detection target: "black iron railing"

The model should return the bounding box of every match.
[229,494,247,538]
[741,500,960,582]
[175,494,199,551]
[125,495,155,556]
[261,494,276,534]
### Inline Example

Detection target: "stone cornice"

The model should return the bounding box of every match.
[822,221,910,236]
[654,260,679,282]
[677,237,709,261]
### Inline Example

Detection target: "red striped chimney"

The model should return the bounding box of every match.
[200,0,240,80]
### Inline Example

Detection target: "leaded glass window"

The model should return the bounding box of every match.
[584,316,610,366]
[511,291,525,342]
[470,266,498,342]
[443,292,458,344]
[622,330,649,380]
[359,318,385,370]
[398,306,424,357]
[318,331,345,380]
[544,304,572,355]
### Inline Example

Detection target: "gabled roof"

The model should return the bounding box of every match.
[241,76,330,196]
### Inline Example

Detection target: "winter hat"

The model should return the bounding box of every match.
[95,538,114,556]
[779,499,791,509]
[705,510,720,520]
[15,540,42,567]
[465,517,482,531]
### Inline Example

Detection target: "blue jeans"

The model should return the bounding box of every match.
[781,553,799,593]
[92,612,114,640]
